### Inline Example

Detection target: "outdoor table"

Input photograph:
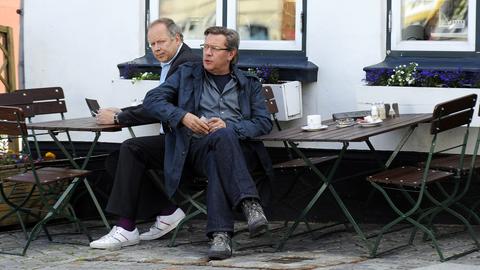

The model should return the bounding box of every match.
[254,113,433,253]
[27,117,138,230]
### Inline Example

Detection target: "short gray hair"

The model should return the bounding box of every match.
[148,18,183,41]
[204,26,239,64]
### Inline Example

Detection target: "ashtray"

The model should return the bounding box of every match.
[335,118,355,128]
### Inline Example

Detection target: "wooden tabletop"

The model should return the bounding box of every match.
[27,117,124,132]
[255,114,433,143]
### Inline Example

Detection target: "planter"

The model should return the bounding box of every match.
[109,79,160,108]
[264,81,302,121]
[90,79,162,143]
[356,85,480,126]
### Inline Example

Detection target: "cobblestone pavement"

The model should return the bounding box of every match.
[0,220,479,269]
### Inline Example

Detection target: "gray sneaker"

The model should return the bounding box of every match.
[208,232,232,260]
[241,199,268,238]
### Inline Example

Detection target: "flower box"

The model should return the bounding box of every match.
[264,81,302,121]
[356,85,480,126]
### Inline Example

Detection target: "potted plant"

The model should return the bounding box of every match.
[131,72,160,84]
[359,62,480,126]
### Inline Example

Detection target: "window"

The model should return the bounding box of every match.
[148,0,303,51]
[388,0,477,53]
[364,0,480,86]
[119,0,316,83]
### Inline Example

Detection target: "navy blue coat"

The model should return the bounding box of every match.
[143,62,273,198]
[117,44,201,125]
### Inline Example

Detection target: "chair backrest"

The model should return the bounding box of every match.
[0,106,28,136]
[12,87,70,159]
[430,94,477,135]
[0,91,34,117]
[15,87,67,116]
[262,86,282,131]
[262,86,278,114]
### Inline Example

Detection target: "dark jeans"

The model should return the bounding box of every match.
[105,135,175,220]
[186,127,260,236]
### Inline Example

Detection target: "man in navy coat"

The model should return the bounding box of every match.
[144,26,273,260]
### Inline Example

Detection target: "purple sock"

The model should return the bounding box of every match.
[158,204,178,216]
[117,217,136,231]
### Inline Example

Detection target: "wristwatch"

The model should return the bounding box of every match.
[113,113,119,124]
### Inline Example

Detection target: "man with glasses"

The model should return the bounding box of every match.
[144,26,273,260]
[90,18,200,250]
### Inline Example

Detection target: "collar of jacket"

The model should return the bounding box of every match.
[191,63,250,91]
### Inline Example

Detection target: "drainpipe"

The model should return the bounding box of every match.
[16,0,24,89]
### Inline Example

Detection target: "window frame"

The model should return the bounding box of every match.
[124,0,317,83]
[386,0,480,57]
[146,0,306,53]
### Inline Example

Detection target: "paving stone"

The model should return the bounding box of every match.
[0,221,479,269]
[412,263,480,270]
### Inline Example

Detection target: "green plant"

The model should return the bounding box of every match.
[365,62,480,88]
[387,62,418,86]
[131,72,160,84]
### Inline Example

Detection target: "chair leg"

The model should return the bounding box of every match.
[66,204,81,232]
[22,216,49,256]
[276,182,330,251]
[20,178,91,255]
[369,182,445,260]
[425,189,480,247]
[169,208,204,247]
[62,204,92,242]
[466,200,480,224]
[15,211,28,239]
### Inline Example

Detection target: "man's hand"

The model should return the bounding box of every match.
[100,107,122,113]
[181,113,209,135]
[96,108,118,124]
[207,117,226,133]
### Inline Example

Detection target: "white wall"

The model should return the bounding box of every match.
[23,0,149,142]
[23,0,474,152]
[273,0,391,151]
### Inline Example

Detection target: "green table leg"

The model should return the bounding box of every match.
[48,131,111,230]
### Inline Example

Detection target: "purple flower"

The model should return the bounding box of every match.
[364,68,393,86]
[365,63,477,88]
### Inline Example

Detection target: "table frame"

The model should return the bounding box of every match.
[255,114,432,254]
[27,117,128,231]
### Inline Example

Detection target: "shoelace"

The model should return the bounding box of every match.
[211,233,231,249]
[245,202,265,219]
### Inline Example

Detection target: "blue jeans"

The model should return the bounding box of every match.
[186,127,260,236]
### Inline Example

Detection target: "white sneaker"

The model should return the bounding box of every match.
[89,226,140,250]
[140,208,186,241]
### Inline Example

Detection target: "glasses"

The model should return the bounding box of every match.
[200,44,230,52]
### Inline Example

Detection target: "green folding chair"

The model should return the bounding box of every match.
[0,106,92,256]
[417,108,480,226]
[263,85,341,240]
[366,94,480,261]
